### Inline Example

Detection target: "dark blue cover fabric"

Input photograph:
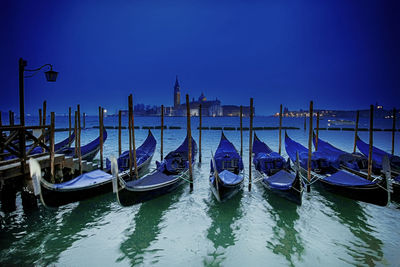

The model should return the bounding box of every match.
[126,171,175,187]
[212,133,243,173]
[263,170,295,190]
[60,129,107,158]
[125,134,197,189]
[356,136,400,168]
[54,169,112,189]
[323,170,376,186]
[285,133,334,170]
[217,170,243,185]
[252,135,273,155]
[285,134,308,166]
[395,175,400,182]
[106,131,156,171]
[252,135,287,175]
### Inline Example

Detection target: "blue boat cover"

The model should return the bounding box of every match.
[214,170,243,185]
[395,175,400,182]
[252,134,287,175]
[285,133,332,169]
[356,136,400,169]
[252,134,273,155]
[126,171,174,187]
[53,169,112,189]
[323,170,376,186]
[263,169,295,190]
[125,134,197,188]
[106,130,156,171]
[211,133,243,173]
[60,129,108,157]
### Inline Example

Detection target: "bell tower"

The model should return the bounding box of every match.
[174,75,181,107]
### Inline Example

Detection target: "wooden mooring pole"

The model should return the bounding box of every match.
[130,95,138,179]
[392,108,396,155]
[68,107,71,147]
[50,112,55,183]
[240,105,243,158]
[304,116,306,131]
[83,112,86,129]
[278,104,282,155]
[248,98,253,192]
[315,111,320,151]
[367,105,373,180]
[128,96,133,176]
[39,109,42,126]
[74,110,78,156]
[99,106,104,170]
[307,101,313,192]
[118,110,122,156]
[186,94,193,191]
[9,111,14,126]
[161,104,164,161]
[353,110,360,153]
[199,104,202,163]
[77,105,82,174]
[42,101,47,126]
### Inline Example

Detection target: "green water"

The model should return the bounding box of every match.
[1,117,400,266]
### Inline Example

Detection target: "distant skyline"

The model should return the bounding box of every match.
[0,0,399,116]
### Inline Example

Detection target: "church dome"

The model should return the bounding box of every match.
[198,92,206,102]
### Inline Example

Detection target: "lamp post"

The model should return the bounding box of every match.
[19,57,58,126]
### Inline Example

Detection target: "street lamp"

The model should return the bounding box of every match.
[19,58,58,126]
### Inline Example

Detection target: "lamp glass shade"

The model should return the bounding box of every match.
[45,70,58,82]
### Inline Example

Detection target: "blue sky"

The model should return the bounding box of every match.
[0,0,399,115]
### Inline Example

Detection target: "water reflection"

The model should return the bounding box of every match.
[0,193,115,265]
[204,192,243,266]
[320,191,383,266]
[263,191,304,267]
[118,187,183,266]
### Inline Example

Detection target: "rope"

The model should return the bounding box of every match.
[177,172,193,183]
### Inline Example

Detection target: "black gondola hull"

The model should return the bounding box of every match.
[117,178,185,206]
[209,176,243,202]
[39,157,152,207]
[317,179,388,207]
[260,171,303,205]
[40,181,112,207]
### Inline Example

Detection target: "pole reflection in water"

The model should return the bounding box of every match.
[0,193,115,265]
[118,187,184,266]
[204,192,243,266]
[263,191,304,267]
[319,191,383,266]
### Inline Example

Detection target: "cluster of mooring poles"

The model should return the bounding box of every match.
[0,88,398,211]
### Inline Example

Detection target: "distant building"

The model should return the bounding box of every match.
[174,76,181,108]
[115,76,254,117]
[165,76,252,117]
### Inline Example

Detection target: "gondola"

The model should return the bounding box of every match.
[115,134,197,206]
[59,128,108,161]
[313,133,369,172]
[315,134,399,203]
[253,133,303,205]
[106,130,156,173]
[285,132,389,206]
[356,135,400,174]
[29,131,156,207]
[210,132,244,202]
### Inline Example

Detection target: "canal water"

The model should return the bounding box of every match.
[1,116,399,266]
